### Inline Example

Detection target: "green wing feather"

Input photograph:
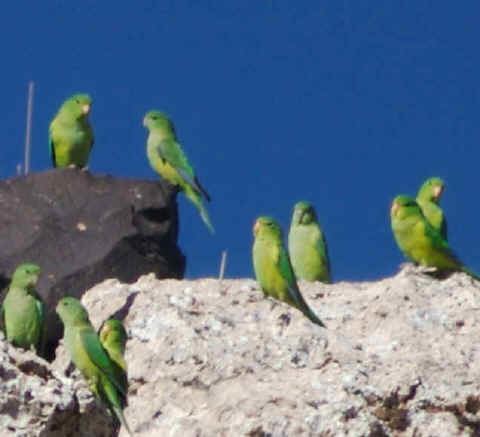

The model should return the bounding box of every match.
[423,220,460,262]
[156,138,211,201]
[278,248,326,327]
[79,329,127,398]
[49,134,57,167]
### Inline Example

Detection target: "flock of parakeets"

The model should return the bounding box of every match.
[0,93,477,434]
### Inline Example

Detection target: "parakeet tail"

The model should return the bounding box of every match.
[185,188,215,234]
[294,293,326,328]
[113,405,132,436]
[303,307,327,328]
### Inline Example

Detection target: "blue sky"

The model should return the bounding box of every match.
[1,2,480,280]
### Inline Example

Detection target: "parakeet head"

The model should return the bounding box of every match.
[143,110,175,132]
[417,177,445,202]
[59,94,92,119]
[11,263,41,288]
[99,319,127,345]
[253,216,283,240]
[390,195,421,219]
[56,297,90,325]
[291,201,318,225]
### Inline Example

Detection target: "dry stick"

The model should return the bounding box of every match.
[218,250,227,281]
[24,81,34,175]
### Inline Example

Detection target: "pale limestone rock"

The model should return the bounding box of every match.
[48,265,480,436]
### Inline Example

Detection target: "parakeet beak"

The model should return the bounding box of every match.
[100,324,111,339]
[82,104,91,115]
[253,220,261,236]
[299,210,309,224]
[142,116,148,127]
[433,185,443,199]
[391,201,399,216]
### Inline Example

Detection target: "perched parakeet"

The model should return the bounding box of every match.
[49,94,94,168]
[1,263,44,352]
[288,201,331,283]
[416,177,447,239]
[252,216,326,327]
[99,319,128,395]
[390,195,478,279]
[56,297,131,434]
[99,319,128,373]
[143,110,214,233]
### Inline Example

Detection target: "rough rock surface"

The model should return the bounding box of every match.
[0,169,185,357]
[0,332,115,436]
[49,265,480,436]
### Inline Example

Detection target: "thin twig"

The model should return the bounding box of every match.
[218,250,227,280]
[24,81,34,175]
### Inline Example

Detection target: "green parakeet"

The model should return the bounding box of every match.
[56,297,131,434]
[288,201,331,283]
[143,110,214,233]
[99,319,128,399]
[252,216,326,327]
[416,177,447,239]
[49,94,94,168]
[1,263,44,352]
[99,319,128,373]
[390,195,478,279]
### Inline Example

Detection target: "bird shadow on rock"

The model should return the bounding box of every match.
[98,291,140,330]
[422,269,460,280]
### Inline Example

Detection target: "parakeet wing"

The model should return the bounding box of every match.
[423,221,461,263]
[278,248,303,308]
[156,139,211,201]
[49,135,57,167]
[79,329,127,397]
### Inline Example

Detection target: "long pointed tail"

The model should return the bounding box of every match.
[104,378,132,435]
[301,305,327,328]
[288,284,326,328]
[113,405,132,436]
[185,188,215,234]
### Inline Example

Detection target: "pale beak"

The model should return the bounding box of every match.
[391,201,399,216]
[433,185,443,199]
[253,220,261,236]
[142,116,148,127]
[82,104,91,115]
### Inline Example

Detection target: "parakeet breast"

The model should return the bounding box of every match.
[289,224,329,282]
[51,121,92,167]
[253,237,289,300]
[3,291,41,348]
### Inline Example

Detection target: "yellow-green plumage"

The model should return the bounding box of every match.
[1,263,43,353]
[56,298,131,435]
[390,195,478,279]
[288,201,331,283]
[99,319,127,373]
[99,318,128,400]
[252,216,326,327]
[49,94,94,168]
[416,177,447,240]
[143,110,214,233]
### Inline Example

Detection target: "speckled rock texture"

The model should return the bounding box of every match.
[49,265,480,436]
[0,332,114,437]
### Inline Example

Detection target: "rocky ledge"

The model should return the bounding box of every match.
[3,265,480,436]
[0,169,185,358]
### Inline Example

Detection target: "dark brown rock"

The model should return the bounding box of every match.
[0,169,185,358]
